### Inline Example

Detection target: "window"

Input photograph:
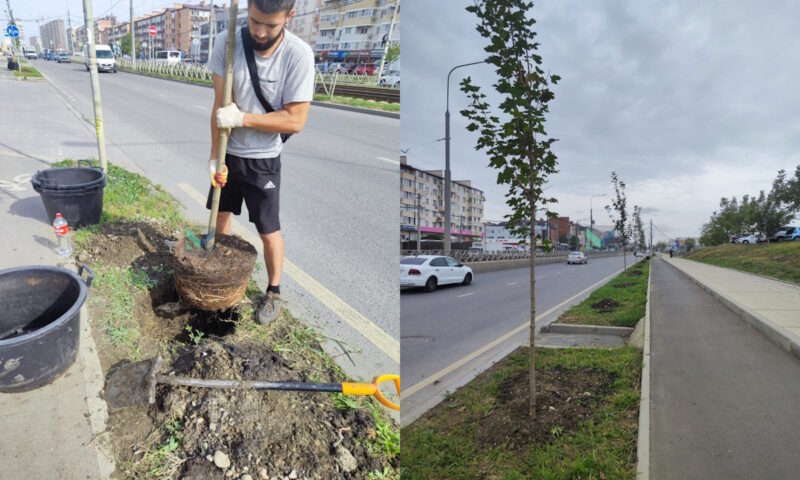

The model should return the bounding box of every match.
[430,257,448,267]
[445,257,460,267]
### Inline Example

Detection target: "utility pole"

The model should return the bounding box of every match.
[416,193,421,251]
[66,1,73,54]
[207,0,214,62]
[5,0,22,79]
[130,0,135,69]
[650,219,653,253]
[82,0,109,173]
[375,0,399,81]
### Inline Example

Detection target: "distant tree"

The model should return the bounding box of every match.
[120,33,140,57]
[385,44,399,63]
[685,237,696,252]
[569,235,579,250]
[633,205,646,252]
[606,171,632,269]
[460,0,560,417]
[655,241,667,252]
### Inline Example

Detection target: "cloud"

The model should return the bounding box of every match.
[402,0,800,237]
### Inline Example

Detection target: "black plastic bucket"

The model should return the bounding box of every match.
[0,264,94,393]
[30,160,106,227]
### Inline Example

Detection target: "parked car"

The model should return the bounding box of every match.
[400,255,473,292]
[730,234,740,244]
[57,52,71,63]
[735,233,766,244]
[791,229,800,241]
[379,72,399,88]
[567,251,588,265]
[770,226,797,242]
[354,62,377,75]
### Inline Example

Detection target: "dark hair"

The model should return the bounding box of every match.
[249,0,296,14]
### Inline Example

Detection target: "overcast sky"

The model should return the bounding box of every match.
[401,0,800,240]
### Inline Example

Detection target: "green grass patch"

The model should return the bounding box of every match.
[92,265,154,358]
[686,242,800,285]
[558,259,650,327]
[13,65,42,78]
[402,347,642,480]
[122,418,185,479]
[313,93,399,112]
[53,159,183,228]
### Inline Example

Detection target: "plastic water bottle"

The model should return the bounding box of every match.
[53,213,72,258]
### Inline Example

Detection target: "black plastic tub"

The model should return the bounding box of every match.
[30,161,106,227]
[0,264,93,393]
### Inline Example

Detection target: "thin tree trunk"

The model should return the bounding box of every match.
[529,204,536,417]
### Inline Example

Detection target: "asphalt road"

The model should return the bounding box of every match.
[32,60,400,379]
[401,254,635,391]
[649,258,800,479]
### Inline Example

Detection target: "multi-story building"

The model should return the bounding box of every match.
[198,6,244,62]
[95,17,115,45]
[107,22,130,52]
[132,3,221,60]
[314,0,400,63]
[40,19,67,51]
[400,157,485,244]
[29,36,42,53]
[288,0,324,47]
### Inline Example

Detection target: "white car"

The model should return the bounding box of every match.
[736,233,766,244]
[379,72,399,88]
[567,251,588,264]
[400,255,473,292]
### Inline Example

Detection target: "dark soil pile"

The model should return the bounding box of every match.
[613,282,637,288]
[625,269,643,277]
[474,366,615,453]
[145,341,384,479]
[591,298,621,313]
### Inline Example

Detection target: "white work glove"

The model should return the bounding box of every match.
[216,103,244,129]
[208,158,228,188]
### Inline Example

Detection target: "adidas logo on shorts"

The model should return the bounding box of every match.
[264,181,276,189]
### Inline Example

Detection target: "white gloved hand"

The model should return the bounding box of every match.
[216,103,244,129]
[208,158,228,188]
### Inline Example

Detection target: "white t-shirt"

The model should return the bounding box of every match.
[208,27,315,159]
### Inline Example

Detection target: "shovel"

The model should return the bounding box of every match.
[104,357,400,411]
[203,0,239,252]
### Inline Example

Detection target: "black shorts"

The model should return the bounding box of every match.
[206,154,281,234]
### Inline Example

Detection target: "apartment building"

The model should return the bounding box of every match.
[198,6,245,62]
[400,157,485,243]
[40,19,67,51]
[315,0,400,62]
[288,0,324,47]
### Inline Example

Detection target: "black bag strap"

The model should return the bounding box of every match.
[240,25,291,143]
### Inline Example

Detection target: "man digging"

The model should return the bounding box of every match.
[207,0,314,325]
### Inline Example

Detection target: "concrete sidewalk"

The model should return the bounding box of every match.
[664,256,800,358]
[649,257,800,479]
[0,70,114,478]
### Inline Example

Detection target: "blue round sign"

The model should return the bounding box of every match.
[6,25,19,38]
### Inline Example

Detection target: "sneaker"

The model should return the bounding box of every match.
[256,291,282,325]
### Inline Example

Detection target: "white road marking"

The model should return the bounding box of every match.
[176,182,399,363]
[402,266,625,399]
[377,156,399,165]
[193,104,206,110]
[506,282,517,286]
[457,292,474,298]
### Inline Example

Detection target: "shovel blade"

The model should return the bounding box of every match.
[104,358,157,411]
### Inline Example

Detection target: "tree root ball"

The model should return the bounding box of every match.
[173,233,258,311]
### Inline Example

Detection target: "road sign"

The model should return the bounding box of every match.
[6,25,19,38]
[149,26,157,37]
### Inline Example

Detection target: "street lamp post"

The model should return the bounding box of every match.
[416,193,421,252]
[445,59,487,254]
[589,193,607,251]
